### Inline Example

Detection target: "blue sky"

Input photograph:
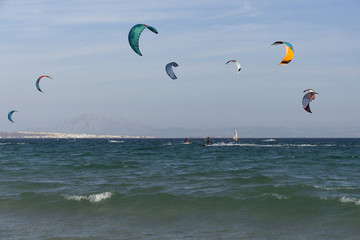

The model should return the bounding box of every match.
[0,0,359,134]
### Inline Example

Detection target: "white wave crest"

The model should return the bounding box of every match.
[271,193,288,200]
[209,142,258,147]
[340,197,360,205]
[0,142,28,145]
[314,185,337,191]
[263,193,289,200]
[262,139,276,142]
[208,142,320,147]
[64,191,114,203]
[109,140,124,143]
[314,185,357,191]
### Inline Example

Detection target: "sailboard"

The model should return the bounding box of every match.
[233,129,238,141]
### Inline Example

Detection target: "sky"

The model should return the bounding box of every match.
[0,0,359,135]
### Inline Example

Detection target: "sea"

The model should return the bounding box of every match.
[1,138,360,240]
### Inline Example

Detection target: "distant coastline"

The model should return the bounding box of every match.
[0,131,154,139]
[1,131,360,139]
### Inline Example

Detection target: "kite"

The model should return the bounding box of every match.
[302,89,318,113]
[36,75,53,93]
[272,41,294,65]
[225,60,241,73]
[8,110,17,123]
[165,62,179,80]
[128,24,158,56]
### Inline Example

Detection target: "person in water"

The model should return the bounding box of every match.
[206,137,211,145]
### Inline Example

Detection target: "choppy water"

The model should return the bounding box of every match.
[1,138,360,239]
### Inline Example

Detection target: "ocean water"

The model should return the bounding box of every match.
[1,138,360,239]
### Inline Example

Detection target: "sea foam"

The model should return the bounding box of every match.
[208,142,320,147]
[314,185,357,191]
[64,191,114,203]
[263,193,289,200]
[339,196,360,206]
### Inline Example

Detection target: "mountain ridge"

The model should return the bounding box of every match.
[23,113,360,138]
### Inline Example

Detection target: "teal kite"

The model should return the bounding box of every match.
[8,110,17,123]
[128,24,158,56]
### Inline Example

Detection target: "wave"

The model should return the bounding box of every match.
[313,185,357,191]
[262,138,276,142]
[108,140,125,143]
[263,193,289,200]
[339,196,360,205]
[263,191,360,207]
[208,142,323,147]
[0,142,28,145]
[3,189,360,221]
[63,191,114,203]
[259,193,360,208]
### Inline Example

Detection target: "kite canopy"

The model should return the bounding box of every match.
[233,129,238,141]
[128,24,158,56]
[225,60,241,73]
[272,41,294,65]
[8,110,17,123]
[36,75,53,93]
[302,89,318,113]
[165,62,179,80]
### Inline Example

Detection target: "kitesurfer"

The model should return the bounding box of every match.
[206,137,211,146]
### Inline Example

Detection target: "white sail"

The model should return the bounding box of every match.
[233,129,238,141]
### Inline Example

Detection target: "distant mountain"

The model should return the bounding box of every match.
[24,113,360,138]
[51,113,155,136]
